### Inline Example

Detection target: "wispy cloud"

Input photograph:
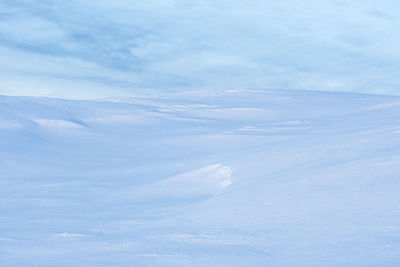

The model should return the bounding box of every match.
[0,0,400,98]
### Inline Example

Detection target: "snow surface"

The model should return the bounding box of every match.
[1,89,400,266]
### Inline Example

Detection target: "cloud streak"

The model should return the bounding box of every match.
[0,0,400,98]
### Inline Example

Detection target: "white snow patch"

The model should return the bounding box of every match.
[55,232,93,237]
[34,119,83,129]
[219,179,232,188]
[225,89,241,93]
[225,125,304,134]
[282,120,307,125]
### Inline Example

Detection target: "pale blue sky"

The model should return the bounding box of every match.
[0,0,400,98]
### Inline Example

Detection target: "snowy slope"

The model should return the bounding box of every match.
[1,89,400,266]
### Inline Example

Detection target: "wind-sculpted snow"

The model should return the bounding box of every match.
[1,90,400,266]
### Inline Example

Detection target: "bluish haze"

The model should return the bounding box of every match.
[0,0,400,98]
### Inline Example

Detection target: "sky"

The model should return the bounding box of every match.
[0,0,400,98]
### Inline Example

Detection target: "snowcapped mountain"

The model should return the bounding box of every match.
[1,89,400,266]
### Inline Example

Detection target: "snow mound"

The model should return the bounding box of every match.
[34,119,83,129]
[128,164,232,201]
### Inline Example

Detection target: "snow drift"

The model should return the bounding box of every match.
[1,89,400,266]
